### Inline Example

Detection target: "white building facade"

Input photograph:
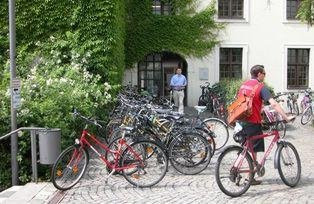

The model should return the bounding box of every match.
[124,0,314,106]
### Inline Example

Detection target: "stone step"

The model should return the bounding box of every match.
[0,182,58,204]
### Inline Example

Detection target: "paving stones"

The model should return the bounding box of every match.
[57,116,314,204]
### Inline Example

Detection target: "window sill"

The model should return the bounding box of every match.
[282,20,304,25]
[216,18,248,23]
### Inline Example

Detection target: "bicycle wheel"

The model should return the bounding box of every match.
[277,142,301,187]
[105,134,136,174]
[215,146,253,197]
[301,106,313,125]
[203,118,229,151]
[195,127,216,155]
[121,140,168,187]
[277,121,287,138]
[51,145,89,190]
[169,132,212,175]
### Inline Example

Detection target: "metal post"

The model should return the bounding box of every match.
[9,0,18,185]
[30,130,38,183]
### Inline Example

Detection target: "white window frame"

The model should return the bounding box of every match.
[215,0,250,23]
[282,0,303,24]
[215,44,249,82]
[283,44,314,91]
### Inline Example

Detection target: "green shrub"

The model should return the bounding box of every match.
[0,35,116,187]
[214,79,275,106]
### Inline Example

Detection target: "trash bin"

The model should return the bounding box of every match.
[38,128,61,164]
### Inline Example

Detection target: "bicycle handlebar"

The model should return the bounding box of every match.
[72,109,103,128]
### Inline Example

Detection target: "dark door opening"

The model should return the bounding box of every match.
[138,52,187,105]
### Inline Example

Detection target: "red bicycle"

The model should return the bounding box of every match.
[51,110,168,190]
[215,120,301,197]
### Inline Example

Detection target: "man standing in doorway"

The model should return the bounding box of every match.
[170,67,187,113]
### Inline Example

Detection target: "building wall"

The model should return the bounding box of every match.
[185,0,314,106]
[124,0,314,107]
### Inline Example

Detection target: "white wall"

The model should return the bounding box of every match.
[184,0,314,105]
[124,0,314,106]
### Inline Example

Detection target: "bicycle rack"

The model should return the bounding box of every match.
[0,127,47,183]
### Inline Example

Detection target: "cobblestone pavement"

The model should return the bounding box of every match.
[56,113,314,204]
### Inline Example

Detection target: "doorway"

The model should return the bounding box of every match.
[137,51,187,104]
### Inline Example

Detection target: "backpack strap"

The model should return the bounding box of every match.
[250,82,263,98]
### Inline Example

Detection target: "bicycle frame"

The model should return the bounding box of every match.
[78,126,143,172]
[235,129,280,173]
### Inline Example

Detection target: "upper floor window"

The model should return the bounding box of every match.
[286,0,302,20]
[287,48,309,89]
[152,0,171,15]
[219,48,243,80]
[218,0,244,19]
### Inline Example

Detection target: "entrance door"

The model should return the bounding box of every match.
[163,67,176,97]
[138,52,187,104]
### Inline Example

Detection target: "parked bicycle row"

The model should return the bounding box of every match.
[271,88,313,125]
[51,85,303,197]
[198,82,313,126]
[51,91,230,190]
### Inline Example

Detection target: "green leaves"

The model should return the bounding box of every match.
[297,0,314,26]
[125,0,223,67]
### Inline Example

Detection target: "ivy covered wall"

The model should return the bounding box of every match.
[0,0,125,190]
[0,0,125,83]
[125,0,223,67]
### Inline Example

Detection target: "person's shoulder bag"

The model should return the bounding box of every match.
[227,83,262,126]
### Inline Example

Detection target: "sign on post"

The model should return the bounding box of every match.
[11,78,21,109]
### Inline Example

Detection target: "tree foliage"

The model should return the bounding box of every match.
[297,0,314,26]
[125,0,223,67]
[0,0,222,189]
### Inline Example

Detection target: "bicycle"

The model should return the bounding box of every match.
[261,93,287,138]
[51,110,168,190]
[198,82,210,107]
[300,88,313,125]
[177,105,229,152]
[215,119,301,197]
[286,92,299,115]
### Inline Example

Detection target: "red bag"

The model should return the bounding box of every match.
[227,83,261,125]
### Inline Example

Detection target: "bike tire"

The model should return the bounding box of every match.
[121,140,168,187]
[215,146,253,197]
[168,132,212,175]
[51,145,89,191]
[203,118,229,150]
[301,106,313,125]
[277,121,287,139]
[277,142,301,187]
[195,127,216,155]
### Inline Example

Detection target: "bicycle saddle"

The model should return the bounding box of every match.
[194,106,207,113]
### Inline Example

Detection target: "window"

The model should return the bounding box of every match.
[218,0,244,19]
[287,48,309,89]
[138,53,162,96]
[152,0,171,15]
[219,48,243,80]
[286,0,302,20]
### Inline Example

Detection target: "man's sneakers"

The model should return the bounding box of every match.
[251,178,262,185]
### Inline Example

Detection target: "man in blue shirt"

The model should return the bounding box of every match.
[170,67,187,113]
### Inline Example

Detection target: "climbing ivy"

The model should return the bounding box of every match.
[0,0,125,189]
[297,0,314,26]
[0,0,125,83]
[125,0,223,67]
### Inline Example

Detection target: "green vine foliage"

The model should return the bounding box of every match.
[125,0,223,67]
[0,0,125,83]
[0,0,125,189]
[297,0,314,26]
